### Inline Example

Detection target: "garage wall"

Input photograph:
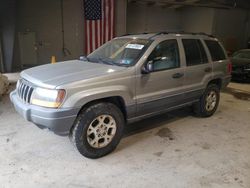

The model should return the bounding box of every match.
[13,0,84,69]
[10,1,250,71]
[12,0,127,71]
[247,10,250,48]
[127,3,181,33]
[213,9,250,51]
[126,3,249,53]
[181,7,250,51]
[115,0,127,36]
[181,7,215,34]
[0,0,16,73]
[127,4,215,34]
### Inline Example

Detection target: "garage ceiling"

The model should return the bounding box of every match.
[128,0,250,9]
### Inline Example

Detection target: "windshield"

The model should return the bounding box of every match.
[87,38,151,66]
[233,51,250,59]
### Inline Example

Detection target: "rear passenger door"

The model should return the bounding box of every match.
[181,39,212,101]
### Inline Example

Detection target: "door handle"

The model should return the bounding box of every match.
[204,67,212,73]
[172,73,184,79]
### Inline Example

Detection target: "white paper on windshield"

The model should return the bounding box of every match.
[125,44,144,50]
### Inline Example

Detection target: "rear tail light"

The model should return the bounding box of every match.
[227,61,232,74]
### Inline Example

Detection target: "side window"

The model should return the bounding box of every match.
[148,39,180,71]
[182,39,208,66]
[205,40,226,61]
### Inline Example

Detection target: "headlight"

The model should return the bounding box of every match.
[31,88,66,108]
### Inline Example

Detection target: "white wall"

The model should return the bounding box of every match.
[181,7,215,34]
[127,3,181,33]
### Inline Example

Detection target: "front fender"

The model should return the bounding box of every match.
[62,85,135,109]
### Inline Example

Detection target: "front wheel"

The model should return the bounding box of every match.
[193,84,220,117]
[70,102,124,159]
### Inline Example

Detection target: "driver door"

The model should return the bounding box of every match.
[136,39,185,117]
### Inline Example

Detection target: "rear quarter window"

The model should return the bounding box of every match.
[205,40,226,61]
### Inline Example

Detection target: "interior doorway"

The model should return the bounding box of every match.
[18,31,38,69]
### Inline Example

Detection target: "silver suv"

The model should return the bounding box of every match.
[10,32,231,158]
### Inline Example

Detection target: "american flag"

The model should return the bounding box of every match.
[84,0,115,55]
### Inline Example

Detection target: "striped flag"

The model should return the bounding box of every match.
[84,0,115,55]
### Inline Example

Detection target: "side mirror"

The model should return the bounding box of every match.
[141,61,154,74]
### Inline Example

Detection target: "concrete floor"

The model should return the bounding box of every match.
[0,83,250,188]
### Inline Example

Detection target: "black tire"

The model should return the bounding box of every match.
[70,102,124,159]
[193,84,220,117]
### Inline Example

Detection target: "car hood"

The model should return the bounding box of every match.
[21,60,127,89]
[231,58,250,67]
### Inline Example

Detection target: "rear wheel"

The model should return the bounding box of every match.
[193,84,220,117]
[70,102,124,159]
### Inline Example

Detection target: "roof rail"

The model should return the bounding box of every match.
[121,31,215,39]
[149,31,215,39]
[121,33,132,37]
[196,32,215,38]
[121,32,149,37]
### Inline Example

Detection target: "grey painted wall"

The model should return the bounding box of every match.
[115,0,127,37]
[126,4,214,34]
[0,0,16,72]
[181,7,215,34]
[213,9,250,51]
[12,0,127,71]
[127,3,182,33]
[180,7,250,51]
[13,0,84,70]
[127,3,249,52]
[9,1,250,72]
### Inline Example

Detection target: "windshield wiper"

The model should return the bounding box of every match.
[97,57,116,65]
[87,56,127,67]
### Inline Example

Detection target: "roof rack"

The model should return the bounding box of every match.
[121,32,150,37]
[121,31,215,39]
[149,31,215,39]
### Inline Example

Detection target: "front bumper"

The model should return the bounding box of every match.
[10,91,80,135]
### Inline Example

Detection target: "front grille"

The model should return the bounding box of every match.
[17,79,34,103]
